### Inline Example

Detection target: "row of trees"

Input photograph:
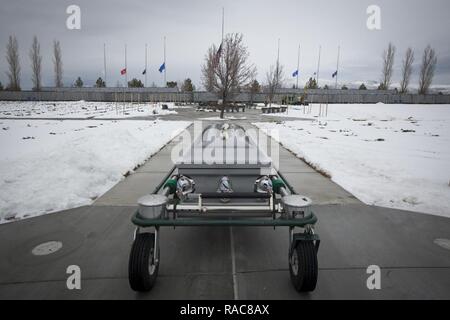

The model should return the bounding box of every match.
[2,35,438,99]
[4,35,63,91]
[5,36,144,90]
[301,44,437,94]
[68,76,197,91]
[3,35,199,92]
[379,42,437,94]
[49,76,106,88]
[200,34,440,119]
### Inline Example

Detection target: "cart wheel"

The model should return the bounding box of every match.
[128,233,159,292]
[289,241,318,292]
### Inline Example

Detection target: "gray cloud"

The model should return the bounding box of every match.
[0,0,449,89]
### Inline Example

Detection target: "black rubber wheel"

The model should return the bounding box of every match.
[128,233,159,292]
[289,240,318,292]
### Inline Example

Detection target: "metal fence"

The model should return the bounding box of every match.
[0,88,449,104]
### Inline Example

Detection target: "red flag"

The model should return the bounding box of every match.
[120,68,127,75]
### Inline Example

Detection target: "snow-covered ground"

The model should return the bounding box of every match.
[0,101,181,119]
[254,103,450,217]
[0,119,191,223]
[201,116,247,120]
[261,104,309,118]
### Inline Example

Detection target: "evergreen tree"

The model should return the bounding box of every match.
[359,83,367,90]
[128,78,144,88]
[181,78,195,92]
[95,77,106,88]
[166,81,178,88]
[305,77,318,89]
[250,79,260,93]
[74,77,83,88]
[378,83,387,90]
[249,79,261,104]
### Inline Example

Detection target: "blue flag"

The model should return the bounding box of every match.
[158,63,165,73]
[332,70,338,78]
[292,70,299,77]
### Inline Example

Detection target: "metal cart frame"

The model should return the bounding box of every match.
[128,124,320,293]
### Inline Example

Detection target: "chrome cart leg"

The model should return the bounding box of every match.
[154,227,159,265]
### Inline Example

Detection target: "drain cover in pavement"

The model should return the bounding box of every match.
[32,241,63,256]
[434,238,450,251]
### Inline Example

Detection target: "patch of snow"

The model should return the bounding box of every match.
[201,116,247,120]
[0,119,191,223]
[0,101,178,119]
[254,103,450,217]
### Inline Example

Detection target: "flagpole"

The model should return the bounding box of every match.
[276,38,280,105]
[163,36,166,86]
[221,7,224,43]
[296,44,300,89]
[103,43,107,86]
[125,44,128,86]
[276,38,280,79]
[335,45,340,89]
[316,45,321,87]
[277,38,280,65]
[145,43,148,87]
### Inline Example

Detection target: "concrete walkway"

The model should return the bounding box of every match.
[0,111,449,299]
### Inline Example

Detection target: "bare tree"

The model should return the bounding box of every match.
[29,35,42,91]
[265,61,284,105]
[379,42,396,90]
[399,48,414,93]
[201,33,256,118]
[53,40,63,87]
[5,35,21,91]
[418,45,437,95]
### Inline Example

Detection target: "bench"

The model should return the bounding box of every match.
[261,106,288,114]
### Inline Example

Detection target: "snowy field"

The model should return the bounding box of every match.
[0,119,191,223]
[201,116,247,120]
[0,101,182,119]
[254,103,450,217]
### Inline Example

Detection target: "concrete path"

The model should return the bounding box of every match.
[0,110,449,299]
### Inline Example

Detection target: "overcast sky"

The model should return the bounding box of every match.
[0,0,449,90]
